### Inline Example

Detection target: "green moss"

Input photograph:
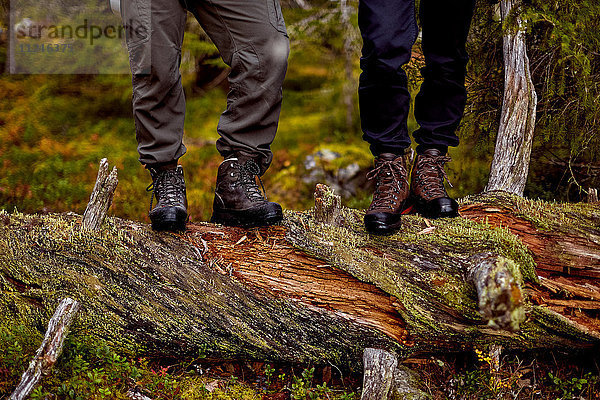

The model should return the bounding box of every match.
[461,191,600,236]
[1,209,404,365]
[284,191,597,350]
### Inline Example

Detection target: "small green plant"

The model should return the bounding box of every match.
[450,347,523,399]
[548,371,599,399]
[289,367,337,400]
[264,363,276,388]
[0,325,43,394]
[291,367,314,399]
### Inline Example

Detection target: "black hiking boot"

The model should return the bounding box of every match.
[410,148,459,218]
[146,165,188,231]
[364,152,411,235]
[210,156,283,228]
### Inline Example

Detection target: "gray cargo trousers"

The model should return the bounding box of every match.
[121,0,289,173]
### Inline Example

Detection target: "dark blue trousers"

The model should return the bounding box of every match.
[358,0,475,156]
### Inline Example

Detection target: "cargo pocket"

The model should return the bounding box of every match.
[266,0,288,36]
[121,0,151,47]
[121,0,151,75]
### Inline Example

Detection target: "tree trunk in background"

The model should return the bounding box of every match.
[485,0,537,195]
[291,0,309,10]
[340,0,355,129]
[5,0,13,74]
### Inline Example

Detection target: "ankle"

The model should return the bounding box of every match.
[416,145,448,156]
[146,160,178,171]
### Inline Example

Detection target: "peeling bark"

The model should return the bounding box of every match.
[485,0,537,195]
[1,192,599,366]
[82,158,118,231]
[10,298,80,400]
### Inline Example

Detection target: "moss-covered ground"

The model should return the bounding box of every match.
[1,321,599,399]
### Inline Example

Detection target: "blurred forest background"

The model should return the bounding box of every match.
[0,0,599,223]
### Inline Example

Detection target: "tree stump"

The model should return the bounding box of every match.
[313,183,343,226]
[82,158,118,230]
[10,298,80,400]
[361,348,429,400]
[485,0,537,195]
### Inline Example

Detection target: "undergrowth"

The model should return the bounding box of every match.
[0,325,360,399]
[2,324,599,399]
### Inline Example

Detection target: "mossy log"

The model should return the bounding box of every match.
[1,191,599,365]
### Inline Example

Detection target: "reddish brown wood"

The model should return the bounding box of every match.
[186,224,411,345]
[460,202,600,333]
[460,204,600,279]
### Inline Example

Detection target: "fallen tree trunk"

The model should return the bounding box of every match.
[0,191,599,365]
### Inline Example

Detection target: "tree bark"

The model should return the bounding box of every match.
[587,188,598,203]
[485,0,537,195]
[313,183,343,226]
[340,0,355,129]
[10,298,80,400]
[1,192,599,365]
[360,348,429,400]
[82,158,118,230]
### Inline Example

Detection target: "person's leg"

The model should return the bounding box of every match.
[122,0,188,165]
[410,0,475,219]
[358,0,417,234]
[187,0,289,175]
[413,0,475,155]
[121,0,188,230]
[187,0,289,227]
[358,0,418,157]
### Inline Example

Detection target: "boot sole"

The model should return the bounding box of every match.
[211,205,283,228]
[364,201,413,235]
[413,197,459,219]
[150,207,188,232]
[365,219,403,236]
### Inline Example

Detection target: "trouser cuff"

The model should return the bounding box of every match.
[416,144,449,155]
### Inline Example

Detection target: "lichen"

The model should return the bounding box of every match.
[284,191,598,351]
[0,210,401,365]
[461,191,600,236]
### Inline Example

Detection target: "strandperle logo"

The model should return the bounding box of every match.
[14,18,140,46]
[10,0,138,74]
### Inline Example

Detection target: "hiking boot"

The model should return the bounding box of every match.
[410,148,459,218]
[146,165,188,231]
[210,155,283,227]
[364,152,410,235]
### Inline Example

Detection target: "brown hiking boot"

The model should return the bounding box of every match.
[364,152,410,235]
[410,148,459,218]
[210,155,283,228]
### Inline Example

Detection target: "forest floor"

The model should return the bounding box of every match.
[2,321,599,399]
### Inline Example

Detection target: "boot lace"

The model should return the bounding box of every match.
[235,160,267,202]
[414,155,453,199]
[146,168,185,210]
[366,159,408,210]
